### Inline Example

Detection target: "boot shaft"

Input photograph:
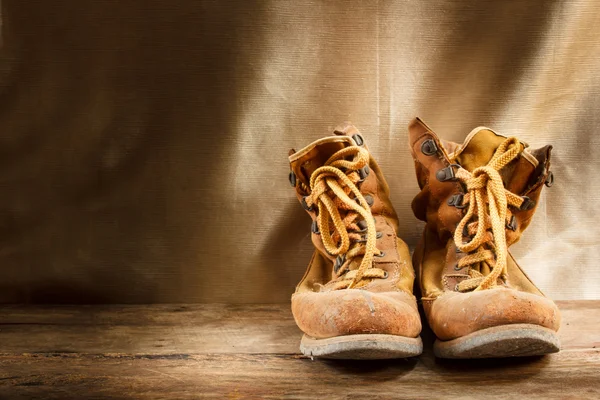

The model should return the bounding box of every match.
[409,117,554,294]
[289,123,400,263]
[409,117,553,247]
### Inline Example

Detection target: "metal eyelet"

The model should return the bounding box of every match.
[462,224,470,238]
[301,196,313,211]
[421,139,438,156]
[358,231,382,243]
[375,251,385,258]
[356,217,377,232]
[352,134,364,146]
[382,271,389,279]
[454,264,463,271]
[436,164,460,182]
[454,284,460,291]
[356,220,368,232]
[358,166,370,182]
[545,171,554,187]
[447,193,467,209]
[311,220,320,234]
[354,194,374,207]
[333,255,345,274]
[520,196,536,211]
[506,215,517,231]
[289,171,297,187]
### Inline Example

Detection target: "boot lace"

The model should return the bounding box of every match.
[305,145,386,290]
[453,138,526,292]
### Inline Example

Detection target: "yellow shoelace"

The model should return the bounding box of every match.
[453,138,526,292]
[305,146,386,289]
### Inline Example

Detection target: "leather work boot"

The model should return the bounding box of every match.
[408,117,560,359]
[288,124,422,359]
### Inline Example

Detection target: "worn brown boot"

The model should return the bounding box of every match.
[408,117,560,359]
[288,123,422,359]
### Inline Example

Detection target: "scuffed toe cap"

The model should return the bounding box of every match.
[291,289,421,339]
[428,288,561,341]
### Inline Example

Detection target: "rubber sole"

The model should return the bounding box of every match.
[300,334,423,359]
[434,323,561,359]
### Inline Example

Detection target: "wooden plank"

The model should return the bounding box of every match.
[0,351,598,399]
[0,304,302,354]
[0,301,598,354]
[0,301,598,399]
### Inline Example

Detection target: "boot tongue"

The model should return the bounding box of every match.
[455,128,507,172]
[300,140,349,183]
[289,127,358,188]
[454,128,534,194]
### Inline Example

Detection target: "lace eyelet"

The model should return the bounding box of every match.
[311,220,320,234]
[436,164,460,182]
[333,255,345,274]
[454,264,463,271]
[447,193,467,209]
[289,171,297,187]
[356,217,377,232]
[356,220,368,232]
[375,251,385,258]
[357,231,382,243]
[462,224,470,238]
[301,196,313,211]
[355,195,374,207]
[545,171,554,187]
[454,284,460,291]
[382,271,389,279]
[352,134,364,146]
[506,215,517,231]
[520,196,536,211]
[357,166,370,182]
[421,139,438,156]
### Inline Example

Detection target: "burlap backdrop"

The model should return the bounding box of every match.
[1,1,598,303]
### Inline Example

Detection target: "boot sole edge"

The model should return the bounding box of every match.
[434,323,561,359]
[300,333,423,359]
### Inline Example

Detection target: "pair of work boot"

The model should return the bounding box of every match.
[287,118,560,359]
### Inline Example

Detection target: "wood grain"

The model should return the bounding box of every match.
[0,301,599,399]
[0,304,300,355]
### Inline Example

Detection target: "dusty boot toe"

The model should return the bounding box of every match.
[428,288,560,341]
[292,289,421,339]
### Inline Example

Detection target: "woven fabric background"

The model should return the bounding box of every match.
[1,1,598,303]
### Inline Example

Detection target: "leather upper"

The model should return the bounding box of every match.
[289,123,421,339]
[408,117,560,340]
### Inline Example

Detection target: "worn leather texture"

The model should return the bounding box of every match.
[408,118,561,339]
[1,1,598,303]
[289,128,421,338]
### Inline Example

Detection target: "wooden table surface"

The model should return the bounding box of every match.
[0,301,598,399]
